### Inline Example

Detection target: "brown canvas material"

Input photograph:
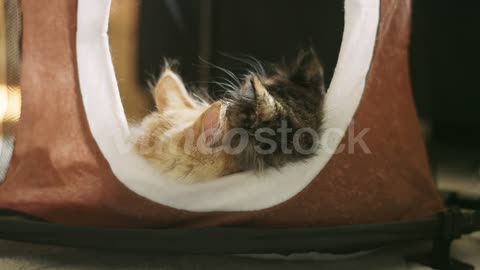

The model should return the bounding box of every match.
[0,0,443,228]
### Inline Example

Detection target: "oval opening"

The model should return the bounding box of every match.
[76,0,379,211]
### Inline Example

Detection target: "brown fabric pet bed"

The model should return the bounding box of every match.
[4,2,477,269]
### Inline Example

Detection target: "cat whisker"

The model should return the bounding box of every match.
[198,57,241,87]
[185,85,213,105]
[209,76,242,92]
[218,52,267,78]
[194,80,237,92]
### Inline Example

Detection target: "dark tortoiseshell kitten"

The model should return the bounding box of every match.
[134,49,326,182]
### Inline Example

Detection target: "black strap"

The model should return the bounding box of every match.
[1,208,479,269]
[0,210,437,254]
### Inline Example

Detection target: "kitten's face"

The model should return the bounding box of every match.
[134,49,326,181]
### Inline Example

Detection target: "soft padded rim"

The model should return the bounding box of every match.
[76,0,380,212]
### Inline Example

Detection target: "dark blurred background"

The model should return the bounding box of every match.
[411,0,480,194]
[138,0,344,98]
[112,0,480,195]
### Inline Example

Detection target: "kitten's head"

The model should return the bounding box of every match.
[138,49,326,179]
[223,48,326,171]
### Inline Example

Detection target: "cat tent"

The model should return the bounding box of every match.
[1,0,479,268]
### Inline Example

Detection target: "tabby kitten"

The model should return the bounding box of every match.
[134,49,326,182]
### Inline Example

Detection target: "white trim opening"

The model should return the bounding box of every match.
[76,0,380,212]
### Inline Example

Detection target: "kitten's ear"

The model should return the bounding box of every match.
[289,48,326,94]
[251,77,277,121]
[153,69,196,111]
[192,101,223,145]
[201,101,222,132]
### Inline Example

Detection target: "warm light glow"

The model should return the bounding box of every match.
[0,83,7,151]
[4,85,21,123]
[0,85,7,121]
[1,0,8,149]
[0,0,21,157]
